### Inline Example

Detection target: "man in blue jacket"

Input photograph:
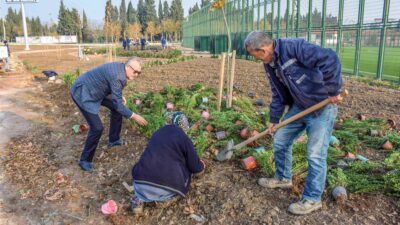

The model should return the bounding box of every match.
[70,57,148,172]
[245,31,343,215]
[131,112,205,215]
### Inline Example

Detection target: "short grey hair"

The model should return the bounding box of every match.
[125,57,142,66]
[244,31,273,50]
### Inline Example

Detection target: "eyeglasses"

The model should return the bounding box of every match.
[128,65,141,75]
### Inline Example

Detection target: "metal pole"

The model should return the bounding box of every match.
[2,19,5,41]
[336,0,344,54]
[277,0,280,38]
[263,0,267,31]
[296,0,300,37]
[286,0,290,37]
[21,2,30,50]
[307,0,312,42]
[354,0,365,76]
[321,0,327,47]
[257,0,260,30]
[376,0,390,80]
[271,0,274,37]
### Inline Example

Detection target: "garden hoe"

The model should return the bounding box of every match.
[216,90,348,161]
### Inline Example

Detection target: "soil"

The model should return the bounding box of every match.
[0,45,399,225]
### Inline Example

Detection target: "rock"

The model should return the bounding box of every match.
[189,214,206,223]
[55,79,64,84]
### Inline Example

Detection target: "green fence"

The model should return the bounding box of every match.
[182,0,400,83]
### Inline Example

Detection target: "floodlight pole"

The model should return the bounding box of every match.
[20,2,29,50]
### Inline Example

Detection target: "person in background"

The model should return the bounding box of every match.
[127,38,132,50]
[130,112,205,215]
[70,57,148,172]
[140,36,146,51]
[244,31,343,215]
[3,40,11,72]
[161,36,167,49]
[122,38,127,50]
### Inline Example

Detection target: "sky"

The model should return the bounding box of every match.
[0,0,201,24]
[0,0,399,26]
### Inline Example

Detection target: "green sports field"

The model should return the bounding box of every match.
[333,46,400,83]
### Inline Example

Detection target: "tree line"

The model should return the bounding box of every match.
[0,0,185,43]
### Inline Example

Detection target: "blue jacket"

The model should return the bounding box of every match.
[265,39,343,123]
[70,62,134,118]
[132,125,204,196]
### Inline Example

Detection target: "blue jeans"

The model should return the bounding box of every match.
[273,104,337,201]
[71,97,123,162]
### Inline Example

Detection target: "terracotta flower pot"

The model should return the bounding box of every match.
[235,120,242,125]
[79,124,89,133]
[240,128,250,139]
[191,121,200,130]
[135,99,141,105]
[246,130,260,147]
[382,139,393,150]
[241,156,257,171]
[205,124,214,132]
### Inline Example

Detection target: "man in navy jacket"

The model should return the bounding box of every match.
[245,31,343,215]
[131,112,205,214]
[70,57,148,172]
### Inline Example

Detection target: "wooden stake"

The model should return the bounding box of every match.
[225,52,231,108]
[228,50,236,107]
[217,53,226,112]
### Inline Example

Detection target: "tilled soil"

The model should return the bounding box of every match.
[1,46,399,225]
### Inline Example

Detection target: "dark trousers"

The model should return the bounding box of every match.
[72,97,123,162]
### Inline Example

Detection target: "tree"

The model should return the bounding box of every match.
[109,22,121,43]
[189,3,200,15]
[162,1,169,20]
[57,0,68,34]
[170,0,184,22]
[71,8,82,42]
[158,0,163,22]
[119,0,127,37]
[137,0,146,32]
[104,0,114,42]
[127,1,138,23]
[146,21,160,41]
[82,10,91,43]
[201,0,211,8]
[113,6,119,22]
[145,0,157,27]
[126,23,141,39]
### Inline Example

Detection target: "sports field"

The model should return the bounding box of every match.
[335,46,400,82]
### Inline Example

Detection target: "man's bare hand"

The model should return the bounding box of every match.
[122,96,127,105]
[131,114,148,126]
[268,123,277,134]
[328,94,343,104]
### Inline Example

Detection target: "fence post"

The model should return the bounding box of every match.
[277,0,281,38]
[307,0,312,42]
[376,0,390,80]
[296,0,300,38]
[354,0,365,76]
[321,0,327,48]
[336,0,344,54]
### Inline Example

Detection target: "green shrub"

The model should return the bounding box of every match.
[327,168,348,188]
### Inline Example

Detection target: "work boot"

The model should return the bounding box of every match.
[108,139,128,149]
[131,195,144,215]
[288,199,322,215]
[78,160,93,172]
[257,177,292,188]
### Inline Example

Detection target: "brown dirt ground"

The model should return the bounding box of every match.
[0,45,399,225]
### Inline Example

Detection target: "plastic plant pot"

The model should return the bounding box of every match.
[135,99,141,105]
[202,97,208,103]
[166,102,174,111]
[255,146,265,153]
[201,111,210,120]
[215,131,226,140]
[332,186,347,201]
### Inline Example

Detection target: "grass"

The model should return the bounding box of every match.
[337,46,400,83]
